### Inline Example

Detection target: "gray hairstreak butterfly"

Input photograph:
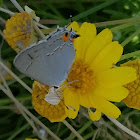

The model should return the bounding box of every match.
[14,27,79,87]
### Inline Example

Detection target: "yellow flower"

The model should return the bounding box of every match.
[64,22,137,121]
[3,12,37,52]
[122,59,140,109]
[32,81,68,122]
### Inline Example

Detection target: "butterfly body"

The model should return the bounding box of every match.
[14,28,78,87]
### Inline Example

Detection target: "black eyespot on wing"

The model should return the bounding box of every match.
[65,32,68,37]
[73,34,80,39]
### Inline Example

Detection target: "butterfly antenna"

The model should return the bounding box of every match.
[70,15,73,23]
[65,15,73,28]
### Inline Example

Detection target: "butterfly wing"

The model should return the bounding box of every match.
[14,38,75,86]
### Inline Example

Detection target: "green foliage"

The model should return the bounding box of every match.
[1,0,140,140]
[0,0,3,6]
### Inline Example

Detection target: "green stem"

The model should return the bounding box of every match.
[63,120,84,140]
[66,121,93,140]
[33,22,46,39]
[0,61,32,93]
[110,21,140,32]
[0,7,14,16]
[0,105,33,109]
[107,116,140,140]
[60,0,119,25]
[0,96,31,105]
[10,0,24,12]
[94,17,140,27]
[0,7,49,30]
[0,84,60,140]
[103,119,122,139]
[7,123,30,140]
[0,73,43,140]
[120,50,140,61]
[92,129,101,140]
[83,132,94,140]
[73,0,119,21]
[121,28,140,47]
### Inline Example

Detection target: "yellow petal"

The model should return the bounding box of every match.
[67,21,80,32]
[63,88,79,119]
[65,105,79,119]
[79,94,92,108]
[97,67,137,88]
[90,41,123,73]
[88,109,101,121]
[74,22,96,60]
[89,95,121,119]
[94,86,129,102]
[85,29,113,65]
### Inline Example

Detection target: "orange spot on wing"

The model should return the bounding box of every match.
[61,33,69,42]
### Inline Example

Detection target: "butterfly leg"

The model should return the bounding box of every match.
[67,79,80,85]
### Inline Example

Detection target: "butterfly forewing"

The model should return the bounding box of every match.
[14,28,76,86]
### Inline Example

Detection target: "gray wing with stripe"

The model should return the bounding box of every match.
[14,39,75,86]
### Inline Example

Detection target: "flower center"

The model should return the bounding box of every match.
[65,60,95,95]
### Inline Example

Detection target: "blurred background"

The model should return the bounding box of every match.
[1,0,140,139]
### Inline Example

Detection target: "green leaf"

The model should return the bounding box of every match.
[0,0,3,6]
